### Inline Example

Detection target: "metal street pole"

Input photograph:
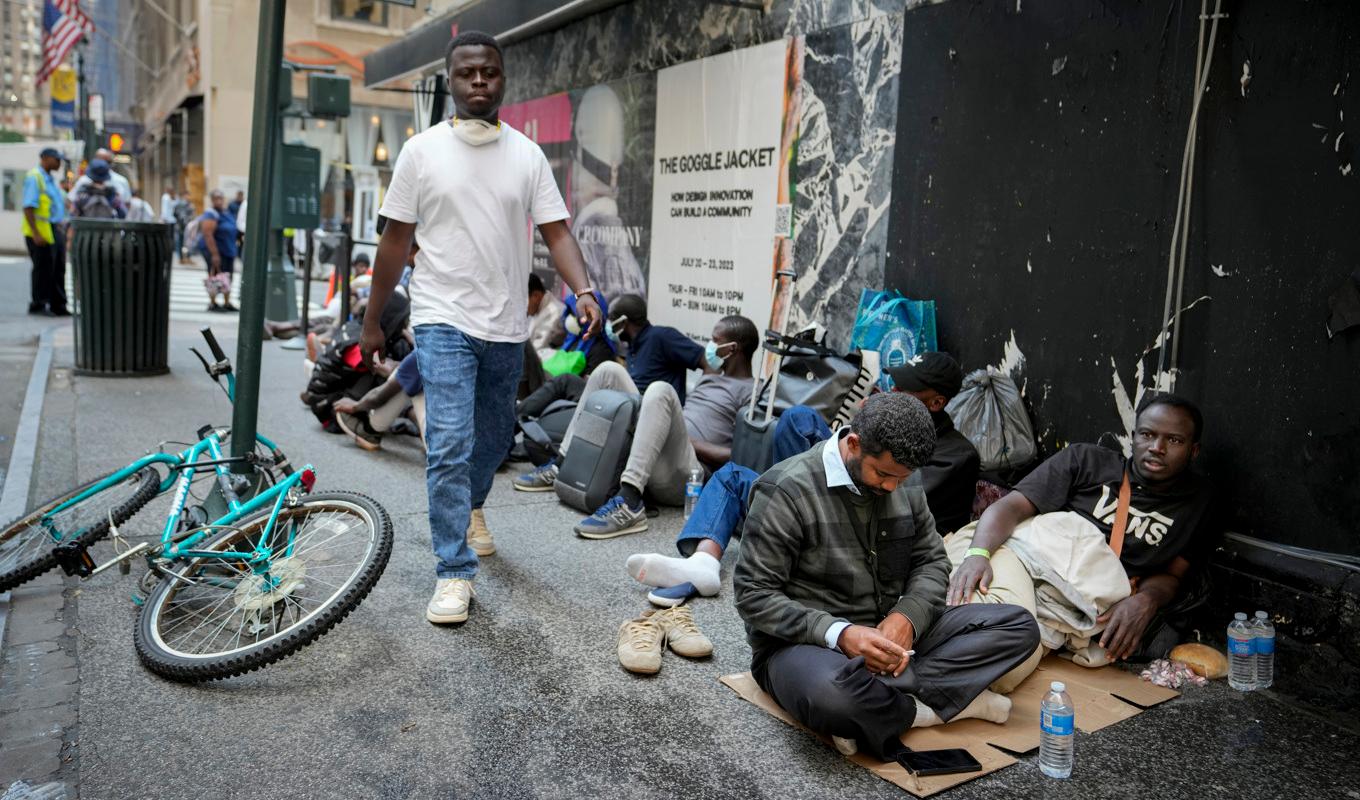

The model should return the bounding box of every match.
[231,0,287,474]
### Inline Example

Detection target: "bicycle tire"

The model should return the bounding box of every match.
[133,491,392,682]
[0,467,161,592]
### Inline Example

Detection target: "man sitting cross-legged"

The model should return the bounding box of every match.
[945,392,1218,691]
[628,352,980,606]
[556,315,758,538]
[734,392,1039,761]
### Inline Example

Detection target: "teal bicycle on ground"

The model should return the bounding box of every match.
[0,328,393,681]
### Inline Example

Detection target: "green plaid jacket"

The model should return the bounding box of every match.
[733,445,950,668]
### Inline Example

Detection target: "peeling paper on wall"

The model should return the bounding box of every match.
[995,329,1026,376]
[1107,296,1210,456]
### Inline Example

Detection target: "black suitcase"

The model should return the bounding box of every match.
[554,389,639,513]
[731,270,796,473]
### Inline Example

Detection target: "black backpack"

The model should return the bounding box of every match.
[76,185,118,219]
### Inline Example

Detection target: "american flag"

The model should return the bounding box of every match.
[38,0,93,86]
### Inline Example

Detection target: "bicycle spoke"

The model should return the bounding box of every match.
[147,499,379,659]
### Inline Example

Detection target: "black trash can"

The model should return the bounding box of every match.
[69,219,174,376]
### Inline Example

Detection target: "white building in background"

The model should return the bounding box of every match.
[0,0,52,137]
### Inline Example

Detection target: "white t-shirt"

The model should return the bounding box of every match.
[379,121,570,343]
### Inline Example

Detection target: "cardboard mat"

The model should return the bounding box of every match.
[720,656,1179,797]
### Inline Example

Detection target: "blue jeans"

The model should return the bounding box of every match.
[415,324,524,579]
[772,405,831,464]
[675,405,832,555]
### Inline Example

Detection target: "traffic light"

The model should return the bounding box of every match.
[106,132,125,152]
[307,73,350,119]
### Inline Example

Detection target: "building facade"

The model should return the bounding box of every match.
[0,0,50,137]
[123,0,426,228]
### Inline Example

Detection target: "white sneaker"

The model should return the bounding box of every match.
[426,578,474,624]
[468,509,496,556]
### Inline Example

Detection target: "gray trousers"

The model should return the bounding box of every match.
[754,603,1040,761]
[559,362,699,506]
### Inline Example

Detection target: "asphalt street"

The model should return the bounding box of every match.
[0,260,1357,798]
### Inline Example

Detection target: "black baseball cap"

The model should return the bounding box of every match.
[40,147,62,160]
[886,352,964,398]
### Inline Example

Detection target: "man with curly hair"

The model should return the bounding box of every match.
[734,392,1039,761]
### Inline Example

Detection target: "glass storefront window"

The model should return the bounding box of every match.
[330,0,387,26]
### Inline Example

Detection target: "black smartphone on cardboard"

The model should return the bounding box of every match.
[896,747,983,777]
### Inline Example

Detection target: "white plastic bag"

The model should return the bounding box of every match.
[945,367,1037,471]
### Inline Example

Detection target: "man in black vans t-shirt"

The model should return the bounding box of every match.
[947,393,1216,661]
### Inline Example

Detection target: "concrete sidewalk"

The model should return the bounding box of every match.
[1,315,1358,799]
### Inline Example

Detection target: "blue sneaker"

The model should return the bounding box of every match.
[512,460,558,492]
[647,582,698,608]
[574,495,648,539]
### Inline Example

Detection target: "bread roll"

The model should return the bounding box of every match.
[1170,643,1229,679]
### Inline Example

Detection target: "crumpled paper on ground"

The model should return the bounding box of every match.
[1140,658,1208,689]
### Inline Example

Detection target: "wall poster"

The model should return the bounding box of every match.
[647,38,795,342]
[502,74,656,305]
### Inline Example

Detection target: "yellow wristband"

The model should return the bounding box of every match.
[966,547,991,560]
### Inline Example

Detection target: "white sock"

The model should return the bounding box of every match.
[625,551,721,596]
[909,691,1011,728]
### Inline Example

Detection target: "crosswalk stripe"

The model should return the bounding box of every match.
[64,265,326,325]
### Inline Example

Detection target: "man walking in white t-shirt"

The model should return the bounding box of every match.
[362,30,602,625]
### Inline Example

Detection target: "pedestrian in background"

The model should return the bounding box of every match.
[227,189,245,222]
[160,185,181,252]
[72,159,127,219]
[68,147,130,206]
[21,147,69,317]
[197,189,239,312]
[173,191,194,263]
[126,187,156,221]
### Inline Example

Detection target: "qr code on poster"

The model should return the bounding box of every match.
[774,203,792,239]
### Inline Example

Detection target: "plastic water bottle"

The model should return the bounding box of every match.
[1252,610,1275,689]
[1227,612,1256,691]
[1039,681,1074,779]
[683,467,704,519]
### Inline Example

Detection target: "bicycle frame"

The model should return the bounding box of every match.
[43,431,316,577]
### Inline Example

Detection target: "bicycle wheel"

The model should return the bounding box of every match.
[134,491,392,681]
[0,468,161,591]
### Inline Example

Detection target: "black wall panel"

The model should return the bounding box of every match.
[886,0,1360,553]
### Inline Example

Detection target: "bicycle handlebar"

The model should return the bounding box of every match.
[201,327,228,363]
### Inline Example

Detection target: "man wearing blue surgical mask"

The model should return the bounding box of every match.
[514,294,716,491]
[516,315,758,542]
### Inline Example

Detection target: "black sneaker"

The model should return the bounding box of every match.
[389,418,421,437]
[335,411,382,451]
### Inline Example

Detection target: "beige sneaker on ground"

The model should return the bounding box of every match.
[468,509,496,556]
[617,613,663,674]
[426,578,474,624]
[656,605,714,658]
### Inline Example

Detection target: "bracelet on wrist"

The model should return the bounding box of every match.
[965,547,991,560]
[574,287,596,300]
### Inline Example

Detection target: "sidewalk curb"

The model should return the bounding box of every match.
[0,325,59,651]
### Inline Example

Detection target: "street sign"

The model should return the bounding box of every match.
[271,143,321,229]
[51,66,76,130]
[89,93,105,132]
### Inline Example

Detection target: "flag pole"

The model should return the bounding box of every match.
[76,38,91,161]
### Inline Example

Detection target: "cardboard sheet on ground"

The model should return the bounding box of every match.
[719,656,1179,797]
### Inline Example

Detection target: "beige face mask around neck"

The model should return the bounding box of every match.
[452,117,503,146]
